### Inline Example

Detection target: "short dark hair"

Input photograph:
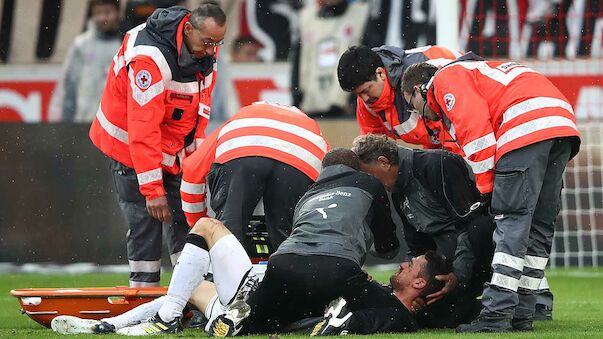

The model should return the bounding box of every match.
[401,62,438,95]
[418,250,452,298]
[337,45,384,92]
[90,0,120,10]
[351,134,399,165]
[190,2,226,28]
[322,148,360,170]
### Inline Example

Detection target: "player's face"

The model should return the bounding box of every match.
[184,18,227,59]
[352,67,387,105]
[358,156,397,191]
[390,255,428,291]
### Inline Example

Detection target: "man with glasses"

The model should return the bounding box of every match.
[89,3,227,287]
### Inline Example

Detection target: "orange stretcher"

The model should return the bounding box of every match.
[11,286,167,328]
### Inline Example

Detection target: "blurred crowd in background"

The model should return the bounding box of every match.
[0,0,601,122]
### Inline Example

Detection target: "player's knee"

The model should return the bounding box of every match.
[190,217,225,238]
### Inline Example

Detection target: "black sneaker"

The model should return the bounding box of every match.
[534,304,553,320]
[116,313,183,336]
[456,315,512,333]
[184,309,208,329]
[310,298,352,336]
[512,318,534,331]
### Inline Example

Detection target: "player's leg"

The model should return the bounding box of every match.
[206,158,268,253]
[111,160,163,287]
[263,162,313,249]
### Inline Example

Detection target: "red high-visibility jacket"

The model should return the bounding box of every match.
[429,60,581,194]
[89,8,217,200]
[357,45,462,151]
[180,102,331,226]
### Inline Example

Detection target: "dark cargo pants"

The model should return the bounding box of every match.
[111,160,189,287]
[480,138,572,320]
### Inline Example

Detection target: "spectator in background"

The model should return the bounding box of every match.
[59,0,121,122]
[291,0,371,117]
[231,36,262,62]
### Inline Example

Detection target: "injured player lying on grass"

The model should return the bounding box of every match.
[51,219,451,336]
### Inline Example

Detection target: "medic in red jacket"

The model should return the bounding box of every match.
[337,45,463,152]
[180,102,330,226]
[402,58,581,194]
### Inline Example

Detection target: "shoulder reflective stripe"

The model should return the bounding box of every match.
[128,260,161,273]
[181,180,206,195]
[463,132,496,158]
[219,118,329,152]
[96,107,128,144]
[127,44,172,81]
[182,201,206,213]
[113,54,125,75]
[502,97,574,125]
[162,153,176,167]
[166,80,198,94]
[539,276,550,290]
[216,135,323,173]
[465,155,495,174]
[497,116,578,150]
[253,102,306,116]
[492,252,525,271]
[524,255,548,270]
[490,272,520,292]
[446,61,537,86]
[405,46,431,53]
[128,68,165,106]
[137,168,162,185]
[393,111,420,135]
[426,58,455,67]
[518,275,542,290]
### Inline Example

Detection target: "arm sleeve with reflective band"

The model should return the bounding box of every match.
[356,97,394,137]
[126,59,166,200]
[180,129,220,226]
[434,68,495,194]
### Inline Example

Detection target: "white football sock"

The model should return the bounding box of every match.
[157,242,210,322]
[210,234,252,305]
[102,295,167,329]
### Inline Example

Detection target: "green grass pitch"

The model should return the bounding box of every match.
[1,268,602,338]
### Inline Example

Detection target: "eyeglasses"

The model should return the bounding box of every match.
[407,89,418,113]
[201,39,224,47]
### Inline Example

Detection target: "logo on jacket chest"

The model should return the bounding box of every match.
[135,70,152,90]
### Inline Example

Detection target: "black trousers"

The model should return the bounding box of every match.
[244,253,375,334]
[110,160,189,286]
[206,157,313,253]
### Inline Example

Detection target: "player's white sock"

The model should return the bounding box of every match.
[210,234,252,305]
[102,295,167,329]
[158,241,210,323]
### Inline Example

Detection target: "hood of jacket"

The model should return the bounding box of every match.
[372,46,407,89]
